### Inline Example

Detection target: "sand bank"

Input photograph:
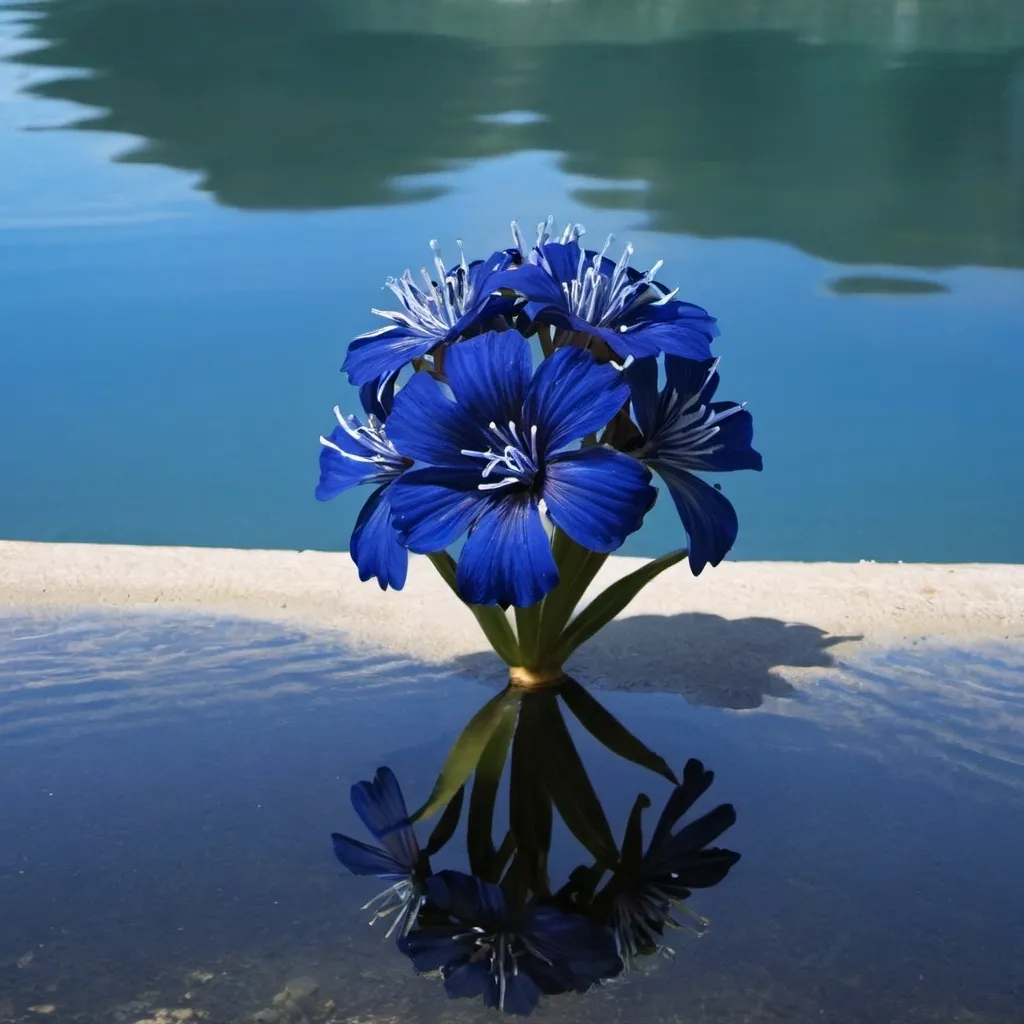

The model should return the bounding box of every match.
[2,541,1021,664]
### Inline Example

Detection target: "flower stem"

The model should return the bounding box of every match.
[514,602,544,668]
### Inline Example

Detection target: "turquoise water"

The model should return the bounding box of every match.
[1,0,1023,562]
[2,611,1023,1021]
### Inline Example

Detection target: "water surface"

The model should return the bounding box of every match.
[1,611,1023,1022]
[1,0,1022,562]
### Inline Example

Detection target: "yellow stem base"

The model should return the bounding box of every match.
[508,665,566,690]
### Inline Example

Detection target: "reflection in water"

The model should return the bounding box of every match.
[827,274,950,296]
[325,681,739,1013]
[9,0,1024,267]
[3,612,1024,1022]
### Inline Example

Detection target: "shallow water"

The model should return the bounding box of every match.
[1,0,1023,562]
[2,611,1023,1023]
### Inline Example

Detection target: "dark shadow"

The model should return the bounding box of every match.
[456,613,860,710]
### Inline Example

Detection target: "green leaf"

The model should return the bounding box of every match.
[536,531,608,657]
[427,551,521,666]
[510,697,553,895]
[412,687,522,822]
[467,705,518,879]
[559,678,677,784]
[531,692,620,869]
[493,830,516,880]
[423,785,465,857]
[555,549,688,662]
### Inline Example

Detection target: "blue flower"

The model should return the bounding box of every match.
[331,767,427,939]
[626,355,762,575]
[602,759,740,964]
[343,240,518,386]
[399,871,621,1015]
[385,330,657,607]
[316,374,411,590]
[491,219,719,362]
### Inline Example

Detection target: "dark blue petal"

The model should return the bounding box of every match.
[624,357,660,439]
[444,330,532,428]
[449,290,518,340]
[344,325,437,387]
[696,406,763,472]
[388,468,485,553]
[645,804,737,877]
[650,758,714,851]
[398,927,470,972]
[630,299,720,338]
[330,832,407,878]
[316,426,386,500]
[522,346,629,455]
[455,494,558,607]
[350,767,420,869]
[537,240,585,287]
[359,372,399,421]
[443,961,491,1000]
[486,261,569,312]
[601,303,718,362]
[543,447,655,552]
[664,355,720,405]
[426,871,510,929]
[485,969,541,1015]
[466,249,518,293]
[524,906,622,987]
[660,847,741,889]
[350,484,408,591]
[518,953,576,995]
[654,464,739,575]
[387,372,487,467]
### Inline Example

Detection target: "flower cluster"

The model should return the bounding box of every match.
[318,218,761,606]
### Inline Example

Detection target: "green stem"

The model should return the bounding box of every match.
[427,551,521,665]
[514,602,544,668]
[538,325,553,358]
[536,530,608,659]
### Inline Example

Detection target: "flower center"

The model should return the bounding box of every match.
[379,239,474,334]
[323,409,409,482]
[461,420,540,492]
[457,929,524,1011]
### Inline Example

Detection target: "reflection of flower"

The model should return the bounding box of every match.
[495,219,719,362]
[399,871,621,1015]
[601,759,740,964]
[387,329,656,607]
[316,374,411,590]
[626,355,762,574]
[343,242,517,386]
[331,767,427,938]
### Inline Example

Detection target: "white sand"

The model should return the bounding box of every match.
[2,540,1021,660]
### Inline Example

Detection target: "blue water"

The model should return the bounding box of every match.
[1,0,1023,563]
[2,611,1023,1021]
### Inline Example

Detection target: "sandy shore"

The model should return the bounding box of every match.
[2,539,1021,664]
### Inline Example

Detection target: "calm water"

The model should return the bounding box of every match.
[1,0,1023,562]
[1,611,1023,1022]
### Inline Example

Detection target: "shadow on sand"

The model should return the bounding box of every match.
[456,613,860,710]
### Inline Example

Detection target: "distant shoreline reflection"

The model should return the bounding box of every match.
[7,0,1023,268]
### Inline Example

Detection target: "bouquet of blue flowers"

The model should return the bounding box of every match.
[318,217,761,687]
[318,218,757,1014]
